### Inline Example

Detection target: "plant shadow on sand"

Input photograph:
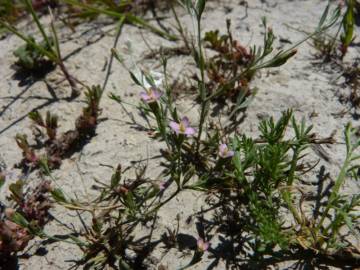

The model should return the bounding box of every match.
[195,205,359,270]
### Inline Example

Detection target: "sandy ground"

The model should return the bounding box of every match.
[0,0,360,269]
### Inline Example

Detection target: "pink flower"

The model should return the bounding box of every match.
[169,117,195,136]
[140,87,162,103]
[158,181,166,191]
[218,143,234,158]
[197,238,209,252]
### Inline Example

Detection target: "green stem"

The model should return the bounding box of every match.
[287,147,300,186]
[282,190,302,225]
[315,150,353,245]
[171,2,191,51]
[0,21,57,61]
[102,17,126,92]
[195,16,208,152]
[146,188,181,216]
[24,0,52,49]
[63,0,177,41]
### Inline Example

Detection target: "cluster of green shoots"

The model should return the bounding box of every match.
[311,0,357,60]
[309,1,360,109]
[0,0,359,269]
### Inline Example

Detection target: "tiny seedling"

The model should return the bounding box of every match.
[13,35,55,72]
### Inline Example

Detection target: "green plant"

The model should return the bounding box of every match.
[191,111,360,266]
[29,110,58,141]
[0,0,80,97]
[2,1,359,269]
[168,1,341,119]
[62,0,177,41]
[13,35,55,71]
[311,1,356,60]
[201,18,295,116]
[311,124,360,251]
[48,164,164,269]
[29,106,360,269]
[106,3,357,267]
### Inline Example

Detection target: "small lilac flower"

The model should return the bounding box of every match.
[158,181,166,191]
[197,238,210,252]
[218,143,234,158]
[169,117,195,136]
[140,87,162,103]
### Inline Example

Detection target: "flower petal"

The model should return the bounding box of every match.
[219,143,227,153]
[181,116,190,128]
[197,238,209,252]
[226,150,235,158]
[169,121,180,134]
[140,92,150,101]
[185,127,196,136]
[151,88,163,100]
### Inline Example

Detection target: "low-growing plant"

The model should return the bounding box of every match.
[203,19,253,102]
[308,2,360,109]
[104,1,358,267]
[191,112,360,268]
[0,172,51,259]
[16,85,103,170]
[0,0,80,97]
[29,110,58,141]
[48,164,167,269]
[166,0,341,119]
[1,0,359,269]
[311,1,356,61]
[12,35,55,72]
[29,106,360,269]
